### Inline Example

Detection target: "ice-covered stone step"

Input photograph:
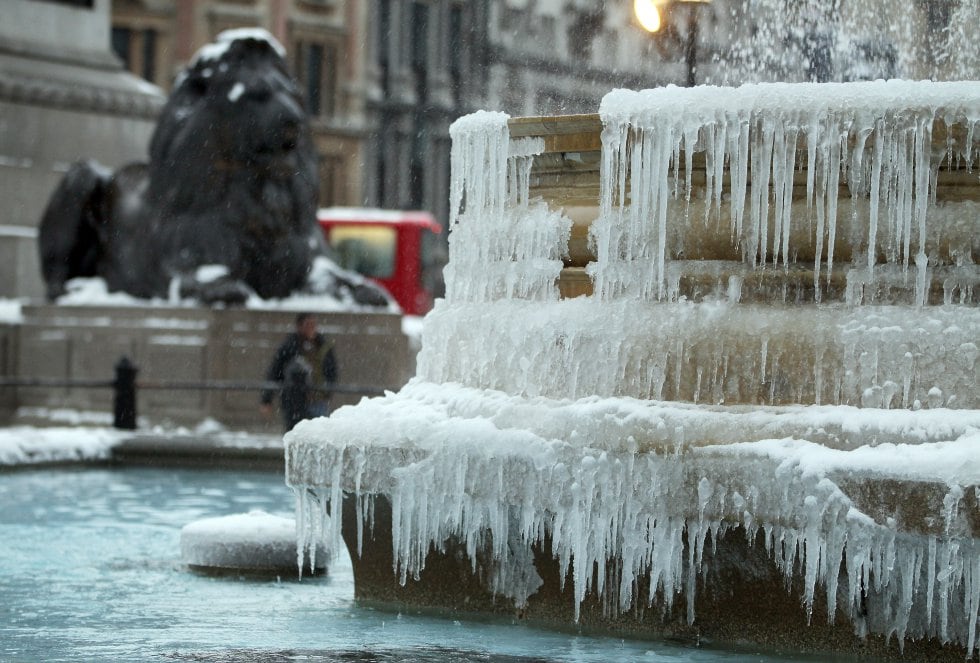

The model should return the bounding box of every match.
[180,510,329,577]
[419,300,980,408]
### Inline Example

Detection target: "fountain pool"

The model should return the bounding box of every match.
[0,467,817,662]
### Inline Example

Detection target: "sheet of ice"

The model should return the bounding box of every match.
[419,298,979,409]
[446,112,570,304]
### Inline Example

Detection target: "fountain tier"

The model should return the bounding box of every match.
[287,81,979,660]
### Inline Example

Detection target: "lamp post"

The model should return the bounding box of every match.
[634,0,712,87]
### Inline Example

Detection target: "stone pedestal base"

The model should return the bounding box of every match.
[341,494,968,662]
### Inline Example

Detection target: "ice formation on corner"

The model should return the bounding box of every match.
[288,82,979,656]
[445,112,569,304]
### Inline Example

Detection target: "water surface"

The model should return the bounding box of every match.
[1,467,816,662]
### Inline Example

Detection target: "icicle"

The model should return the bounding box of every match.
[294,486,307,579]
[913,114,932,307]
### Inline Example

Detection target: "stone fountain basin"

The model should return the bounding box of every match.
[286,380,979,537]
[285,380,979,660]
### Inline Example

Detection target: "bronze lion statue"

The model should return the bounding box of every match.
[39,29,388,307]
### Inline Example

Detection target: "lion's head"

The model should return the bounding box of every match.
[138,29,320,300]
[151,30,313,190]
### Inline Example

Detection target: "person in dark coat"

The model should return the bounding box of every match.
[260,312,338,431]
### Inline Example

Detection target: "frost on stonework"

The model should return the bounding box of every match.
[286,81,980,656]
[594,82,979,308]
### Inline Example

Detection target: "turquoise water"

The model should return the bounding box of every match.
[0,467,814,662]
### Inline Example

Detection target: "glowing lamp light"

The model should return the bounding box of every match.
[634,0,664,32]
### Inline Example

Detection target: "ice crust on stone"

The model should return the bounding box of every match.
[181,510,328,573]
[288,83,979,655]
[418,299,979,409]
[596,81,980,307]
[446,113,568,304]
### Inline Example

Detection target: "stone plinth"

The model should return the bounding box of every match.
[0,0,164,299]
[339,493,969,662]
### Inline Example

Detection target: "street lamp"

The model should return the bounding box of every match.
[634,0,712,87]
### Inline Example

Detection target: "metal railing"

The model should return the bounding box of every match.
[0,356,392,430]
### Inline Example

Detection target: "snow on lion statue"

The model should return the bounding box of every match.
[38,29,390,308]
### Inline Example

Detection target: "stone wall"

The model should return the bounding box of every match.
[9,306,413,432]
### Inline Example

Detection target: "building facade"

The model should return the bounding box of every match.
[0,0,163,300]
[357,1,487,228]
[107,0,693,232]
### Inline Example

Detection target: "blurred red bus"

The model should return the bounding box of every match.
[317,207,443,316]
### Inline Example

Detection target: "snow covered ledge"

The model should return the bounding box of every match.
[286,82,979,660]
[286,382,980,659]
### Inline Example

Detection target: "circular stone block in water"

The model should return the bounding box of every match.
[180,510,328,577]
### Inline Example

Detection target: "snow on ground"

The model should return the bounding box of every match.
[0,408,282,466]
[141,416,282,448]
[0,299,25,323]
[47,274,386,313]
[0,425,125,466]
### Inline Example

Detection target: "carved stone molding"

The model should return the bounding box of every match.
[0,63,164,118]
[0,35,164,118]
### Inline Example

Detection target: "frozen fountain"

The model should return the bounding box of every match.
[286,80,979,660]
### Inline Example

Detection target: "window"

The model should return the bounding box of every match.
[319,155,343,208]
[449,5,462,105]
[568,10,603,61]
[141,29,157,82]
[295,41,338,118]
[306,44,324,115]
[925,0,954,33]
[378,0,391,94]
[410,112,426,209]
[409,160,424,210]
[110,26,159,83]
[374,124,389,207]
[111,27,131,70]
[803,29,833,82]
[411,2,429,101]
[327,225,397,279]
